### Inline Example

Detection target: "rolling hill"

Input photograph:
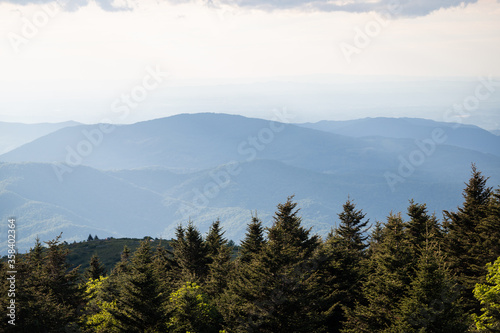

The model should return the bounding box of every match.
[1,113,499,253]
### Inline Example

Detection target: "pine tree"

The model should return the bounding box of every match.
[222,196,325,332]
[85,254,107,280]
[110,239,168,332]
[15,235,82,332]
[205,219,233,298]
[479,188,500,267]
[166,282,221,333]
[443,164,493,313]
[239,214,266,263]
[390,241,467,332]
[473,255,500,331]
[112,245,131,275]
[322,198,369,332]
[172,221,209,282]
[406,200,441,251]
[88,234,94,242]
[343,213,412,333]
[206,218,227,259]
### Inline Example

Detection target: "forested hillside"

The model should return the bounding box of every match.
[1,165,500,332]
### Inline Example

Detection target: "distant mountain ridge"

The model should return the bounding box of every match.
[0,121,80,155]
[298,117,500,157]
[1,113,499,253]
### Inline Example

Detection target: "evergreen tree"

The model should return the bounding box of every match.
[473,255,500,331]
[322,198,369,332]
[172,221,209,282]
[88,234,94,242]
[206,218,227,259]
[443,164,493,313]
[205,219,233,298]
[15,235,82,332]
[112,245,131,275]
[166,282,221,333]
[85,254,107,280]
[152,243,177,297]
[110,240,167,332]
[222,196,325,332]
[390,242,467,332]
[406,200,441,251]
[343,213,412,333]
[239,214,266,263]
[479,188,500,267]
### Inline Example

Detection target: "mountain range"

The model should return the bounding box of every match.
[1,113,499,252]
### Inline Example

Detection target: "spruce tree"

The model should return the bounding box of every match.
[343,213,412,333]
[15,235,82,332]
[390,241,467,332]
[322,198,369,332]
[479,188,500,267]
[239,214,266,263]
[205,219,233,298]
[85,254,107,280]
[172,221,209,282]
[110,239,167,332]
[223,196,325,332]
[443,164,493,313]
[112,245,131,275]
[473,255,500,331]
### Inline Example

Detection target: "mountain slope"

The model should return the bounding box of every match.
[0,121,80,155]
[298,117,500,157]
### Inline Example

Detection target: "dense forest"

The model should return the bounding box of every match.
[2,165,500,332]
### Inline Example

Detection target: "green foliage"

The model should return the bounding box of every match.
[391,243,467,332]
[222,196,326,332]
[81,276,120,333]
[172,221,209,281]
[239,214,266,263]
[4,166,500,332]
[85,254,107,280]
[110,240,168,332]
[473,256,500,331]
[322,198,369,332]
[14,235,83,332]
[167,282,221,333]
[444,164,494,313]
[343,213,412,332]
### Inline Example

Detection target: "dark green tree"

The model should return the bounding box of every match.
[479,187,500,268]
[390,242,467,332]
[443,164,493,313]
[112,245,131,275]
[110,240,167,332]
[343,213,412,333]
[321,198,369,332]
[239,214,266,263]
[223,196,325,332]
[85,254,107,280]
[172,221,209,282]
[14,235,82,332]
[205,219,233,299]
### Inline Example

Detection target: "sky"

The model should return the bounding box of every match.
[0,0,499,128]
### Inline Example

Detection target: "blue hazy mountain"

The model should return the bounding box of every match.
[1,113,499,252]
[298,117,500,157]
[0,121,80,155]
